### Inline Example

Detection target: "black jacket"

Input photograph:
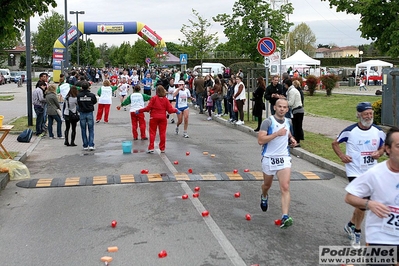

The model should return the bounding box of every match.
[77,89,97,113]
[264,83,284,106]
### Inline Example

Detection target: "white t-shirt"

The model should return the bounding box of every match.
[98,86,113,104]
[175,88,191,109]
[346,161,399,244]
[119,83,129,96]
[260,115,292,157]
[130,74,139,86]
[234,81,246,100]
[336,124,385,177]
[167,85,176,101]
[129,93,145,112]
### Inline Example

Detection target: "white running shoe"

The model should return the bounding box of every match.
[207,117,212,120]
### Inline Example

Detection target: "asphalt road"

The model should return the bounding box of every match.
[0,82,353,266]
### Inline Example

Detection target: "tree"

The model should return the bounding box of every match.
[0,0,56,43]
[180,9,219,65]
[213,0,294,62]
[287,23,316,56]
[32,11,70,64]
[130,39,156,66]
[322,0,399,57]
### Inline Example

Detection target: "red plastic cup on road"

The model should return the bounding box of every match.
[194,186,200,192]
[182,194,188,200]
[193,192,199,198]
[233,169,238,174]
[141,169,149,174]
[186,151,190,156]
[188,168,193,173]
[111,220,117,228]
[274,219,281,226]
[244,169,250,172]
[116,106,121,110]
[202,210,209,217]
[174,161,179,165]
[234,192,241,198]
[245,214,251,221]
[158,250,167,258]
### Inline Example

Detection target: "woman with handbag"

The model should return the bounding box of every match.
[64,86,79,146]
[252,77,266,132]
[46,84,63,139]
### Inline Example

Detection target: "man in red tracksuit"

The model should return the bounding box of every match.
[137,85,180,153]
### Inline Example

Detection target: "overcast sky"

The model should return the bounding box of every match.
[30,0,368,48]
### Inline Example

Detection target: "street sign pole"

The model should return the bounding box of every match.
[264,21,269,117]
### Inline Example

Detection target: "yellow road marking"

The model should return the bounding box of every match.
[251,171,264,180]
[200,173,217,180]
[301,171,320,180]
[147,174,162,182]
[120,174,135,183]
[93,176,108,185]
[64,177,80,186]
[175,173,190,180]
[36,178,53,187]
[225,172,243,181]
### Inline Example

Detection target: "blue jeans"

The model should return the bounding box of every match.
[228,101,236,121]
[215,99,222,115]
[48,114,62,137]
[79,112,95,148]
[34,106,45,134]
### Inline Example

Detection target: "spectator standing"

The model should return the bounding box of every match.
[77,81,97,151]
[332,102,386,249]
[213,78,223,116]
[45,85,63,139]
[233,76,246,125]
[206,91,213,121]
[193,75,205,114]
[286,79,304,147]
[227,78,237,123]
[166,77,177,124]
[252,77,266,132]
[64,86,79,146]
[32,81,47,136]
[264,75,284,115]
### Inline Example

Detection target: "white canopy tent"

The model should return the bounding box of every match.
[355,59,393,82]
[281,50,321,76]
[282,50,321,66]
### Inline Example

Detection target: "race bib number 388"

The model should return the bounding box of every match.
[269,156,291,170]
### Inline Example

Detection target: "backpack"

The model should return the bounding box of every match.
[17,129,33,143]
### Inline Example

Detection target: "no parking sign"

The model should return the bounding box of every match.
[257,37,276,57]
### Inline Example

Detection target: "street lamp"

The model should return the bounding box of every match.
[9,53,14,66]
[70,11,85,66]
[359,50,364,63]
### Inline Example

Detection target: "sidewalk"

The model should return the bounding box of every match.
[0,85,381,189]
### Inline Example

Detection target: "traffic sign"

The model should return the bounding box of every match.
[257,37,276,57]
[180,54,187,65]
[264,57,270,68]
[145,58,151,64]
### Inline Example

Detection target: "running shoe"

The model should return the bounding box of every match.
[207,117,212,121]
[260,194,268,212]
[89,146,95,151]
[280,215,293,229]
[344,224,355,239]
[175,127,179,135]
[183,133,189,138]
[147,150,154,154]
[83,147,88,151]
[171,118,175,124]
[351,232,361,249]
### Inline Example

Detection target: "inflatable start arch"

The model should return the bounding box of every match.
[52,21,166,82]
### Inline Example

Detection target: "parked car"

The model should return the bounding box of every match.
[0,69,11,83]
[10,71,21,83]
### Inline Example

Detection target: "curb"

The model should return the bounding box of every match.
[211,114,346,179]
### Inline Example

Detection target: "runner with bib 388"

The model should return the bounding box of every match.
[257,98,296,229]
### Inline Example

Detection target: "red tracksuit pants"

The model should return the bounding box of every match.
[130,112,147,139]
[148,117,167,151]
[96,103,111,122]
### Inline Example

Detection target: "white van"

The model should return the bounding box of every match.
[193,63,226,76]
[0,69,11,83]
